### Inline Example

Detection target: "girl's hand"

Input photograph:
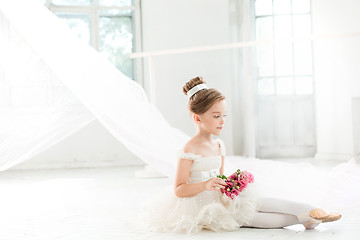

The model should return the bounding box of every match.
[204,177,226,192]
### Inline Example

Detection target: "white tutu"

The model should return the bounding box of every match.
[139,184,260,234]
[138,138,261,234]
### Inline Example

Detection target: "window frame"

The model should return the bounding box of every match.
[254,0,314,96]
[43,0,143,82]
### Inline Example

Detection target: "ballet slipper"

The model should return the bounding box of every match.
[310,209,342,223]
[297,212,322,230]
[309,208,329,219]
[297,208,342,230]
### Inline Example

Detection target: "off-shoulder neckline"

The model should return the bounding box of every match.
[179,138,223,158]
[178,150,222,159]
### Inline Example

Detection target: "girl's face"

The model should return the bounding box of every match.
[195,99,227,136]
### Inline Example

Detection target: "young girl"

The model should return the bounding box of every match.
[140,76,341,234]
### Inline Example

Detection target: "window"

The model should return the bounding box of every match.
[43,0,139,80]
[255,0,313,95]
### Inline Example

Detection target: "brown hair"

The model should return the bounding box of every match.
[182,76,225,114]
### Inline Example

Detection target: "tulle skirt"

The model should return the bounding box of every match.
[138,184,261,234]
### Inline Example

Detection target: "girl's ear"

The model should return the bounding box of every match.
[193,114,201,123]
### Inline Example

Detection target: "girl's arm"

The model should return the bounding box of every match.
[174,158,226,198]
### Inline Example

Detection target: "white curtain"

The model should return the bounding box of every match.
[229,0,257,157]
[0,6,96,171]
[0,0,189,176]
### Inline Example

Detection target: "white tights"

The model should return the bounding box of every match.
[244,197,317,228]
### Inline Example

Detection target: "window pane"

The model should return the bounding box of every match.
[295,77,313,95]
[276,77,293,95]
[255,0,313,95]
[294,41,312,75]
[256,17,273,40]
[274,16,292,38]
[56,13,91,45]
[100,8,132,16]
[52,0,91,5]
[292,0,311,14]
[273,0,291,15]
[258,78,275,95]
[99,0,132,7]
[255,0,272,16]
[99,14,133,79]
[293,15,311,37]
[257,45,274,76]
[275,43,293,75]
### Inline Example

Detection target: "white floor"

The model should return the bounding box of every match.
[0,158,359,240]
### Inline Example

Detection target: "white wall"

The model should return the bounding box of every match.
[312,0,360,160]
[141,0,234,153]
[13,120,142,170]
[353,97,360,155]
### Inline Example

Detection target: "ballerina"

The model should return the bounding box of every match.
[140,76,341,234]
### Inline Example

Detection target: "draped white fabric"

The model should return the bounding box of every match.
[0,0,189,176]
[0,5,96,171]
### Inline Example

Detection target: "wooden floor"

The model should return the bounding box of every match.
[0,159,359,240]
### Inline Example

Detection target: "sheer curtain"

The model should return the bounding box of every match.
[229,0,257,157]
[0,0,189,176]
[0,6,96,171]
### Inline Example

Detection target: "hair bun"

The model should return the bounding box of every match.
[182,76,225,114]
[182,76,206,95]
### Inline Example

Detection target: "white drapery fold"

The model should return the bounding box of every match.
[0,6,96,171]
[0,0,189,176]
[229,0,257,157]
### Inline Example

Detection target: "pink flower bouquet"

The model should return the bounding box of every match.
[217,169,254,199]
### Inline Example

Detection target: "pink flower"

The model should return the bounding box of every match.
[217,169,255,200]
[230,173,237,180]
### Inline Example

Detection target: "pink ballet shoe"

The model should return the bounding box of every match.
[297,208,342,230]
[309,209,342,223]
